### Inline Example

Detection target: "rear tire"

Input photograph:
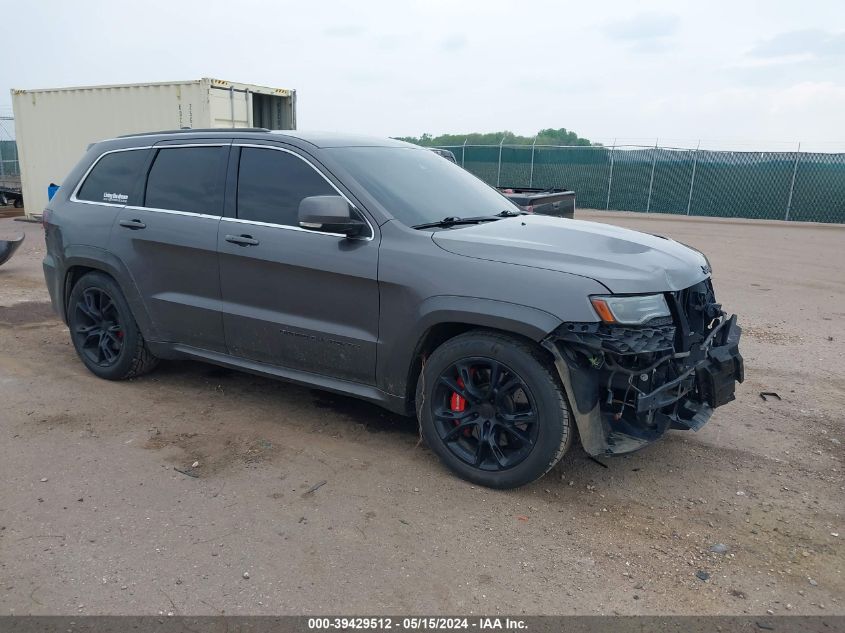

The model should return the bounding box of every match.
[416,330,572,489]
[67,272,158,380]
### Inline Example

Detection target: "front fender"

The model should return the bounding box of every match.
[416,295,562,342]
[377,295,563,404]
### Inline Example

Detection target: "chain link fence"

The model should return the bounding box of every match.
[439,143,845,223]
[0,140,19,177]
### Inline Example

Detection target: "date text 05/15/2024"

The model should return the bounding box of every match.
[307,617,528,630]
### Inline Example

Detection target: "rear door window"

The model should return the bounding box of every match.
[144,146,226,215]
[236,147,337,226]
[76,149,148,205]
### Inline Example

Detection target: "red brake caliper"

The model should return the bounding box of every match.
[450,375,473,436]
[450,377,467,413]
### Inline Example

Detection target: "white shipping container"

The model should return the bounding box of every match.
[11,78,296,217]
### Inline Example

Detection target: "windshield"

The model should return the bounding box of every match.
[327,147,520,228]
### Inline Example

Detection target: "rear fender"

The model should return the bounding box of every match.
[60,245,157,340]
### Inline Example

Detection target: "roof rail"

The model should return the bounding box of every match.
[118,127,272,138]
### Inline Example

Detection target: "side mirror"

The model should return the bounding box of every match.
[298,195,366,237]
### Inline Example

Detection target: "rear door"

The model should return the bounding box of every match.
[109,142,229,351]
[218,143,379,384]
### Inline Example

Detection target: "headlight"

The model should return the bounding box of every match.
[590,294,670,325]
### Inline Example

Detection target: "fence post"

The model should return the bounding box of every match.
[0,141,4,177]
[646,139,658,213]
[785,142,801,222]
[686,140,700,216]
[462,139,467,168]
[496,136,505,187]
[529,136,537,187]
[605,139,616,210]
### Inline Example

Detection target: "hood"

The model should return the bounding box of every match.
[431,215,710,294]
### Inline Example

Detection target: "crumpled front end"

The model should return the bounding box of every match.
[542,279,744,456]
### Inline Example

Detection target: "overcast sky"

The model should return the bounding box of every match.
[2,0,844,150]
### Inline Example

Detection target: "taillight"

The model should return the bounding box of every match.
[41,209,51,229]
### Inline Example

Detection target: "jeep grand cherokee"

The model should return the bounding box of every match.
[42,130,743,489]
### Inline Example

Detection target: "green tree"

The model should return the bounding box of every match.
[395,128,592,147]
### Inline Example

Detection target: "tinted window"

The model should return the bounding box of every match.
[77,149,148,205]
[144,147,224,214]
[328,147,520,227]
[237,148,336,226]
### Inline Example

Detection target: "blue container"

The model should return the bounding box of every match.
[47,183,60,200]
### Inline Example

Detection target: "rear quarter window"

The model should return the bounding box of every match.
[76,149,149,205]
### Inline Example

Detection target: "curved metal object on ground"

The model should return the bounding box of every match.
[0,232,25,267]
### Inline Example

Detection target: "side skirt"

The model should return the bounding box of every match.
[147,341,410,415]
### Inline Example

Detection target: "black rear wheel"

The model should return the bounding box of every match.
[73,287,125,367]
[417,331,572,488]
[68,272,158,380]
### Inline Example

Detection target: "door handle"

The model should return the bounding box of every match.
[119,219,146,230]
[225,234,259,246]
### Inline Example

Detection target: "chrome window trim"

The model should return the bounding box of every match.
[124,205,221,221]
[220,216,348,239]
[69,142,375,241]
[232,143,375,241]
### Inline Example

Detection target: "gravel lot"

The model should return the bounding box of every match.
[0,211,842,616]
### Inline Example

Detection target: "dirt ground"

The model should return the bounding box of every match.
[0,211,842,616]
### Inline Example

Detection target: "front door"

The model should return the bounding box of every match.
[218,145,379,384]
[110,143,229,352]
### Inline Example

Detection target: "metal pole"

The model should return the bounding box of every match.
[229,86,235,128]
[686,140,700,216]
[529,136,537,187]
[462,139,466,168]
[0,141,4,177]
[496,136,505,187]
[785,142,801,222]
[605,139,616,210]
[645,139,658,213]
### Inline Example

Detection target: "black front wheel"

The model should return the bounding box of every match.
[67,272,158,380]
[417,331,572,488]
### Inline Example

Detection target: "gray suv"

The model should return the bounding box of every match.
[43,130,743,489]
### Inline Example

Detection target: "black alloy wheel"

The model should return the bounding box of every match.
[417,331,572,489]
[72,287,125,367]
[67,271,159,380]
[432,358,539,471]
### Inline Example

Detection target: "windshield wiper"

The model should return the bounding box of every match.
[412,216,501,230]
[495,209,526,217]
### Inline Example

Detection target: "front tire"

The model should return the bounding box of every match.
[416,331,572,489]
[67,272,158,380]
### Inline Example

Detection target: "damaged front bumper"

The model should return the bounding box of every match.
[542,282,744,456]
